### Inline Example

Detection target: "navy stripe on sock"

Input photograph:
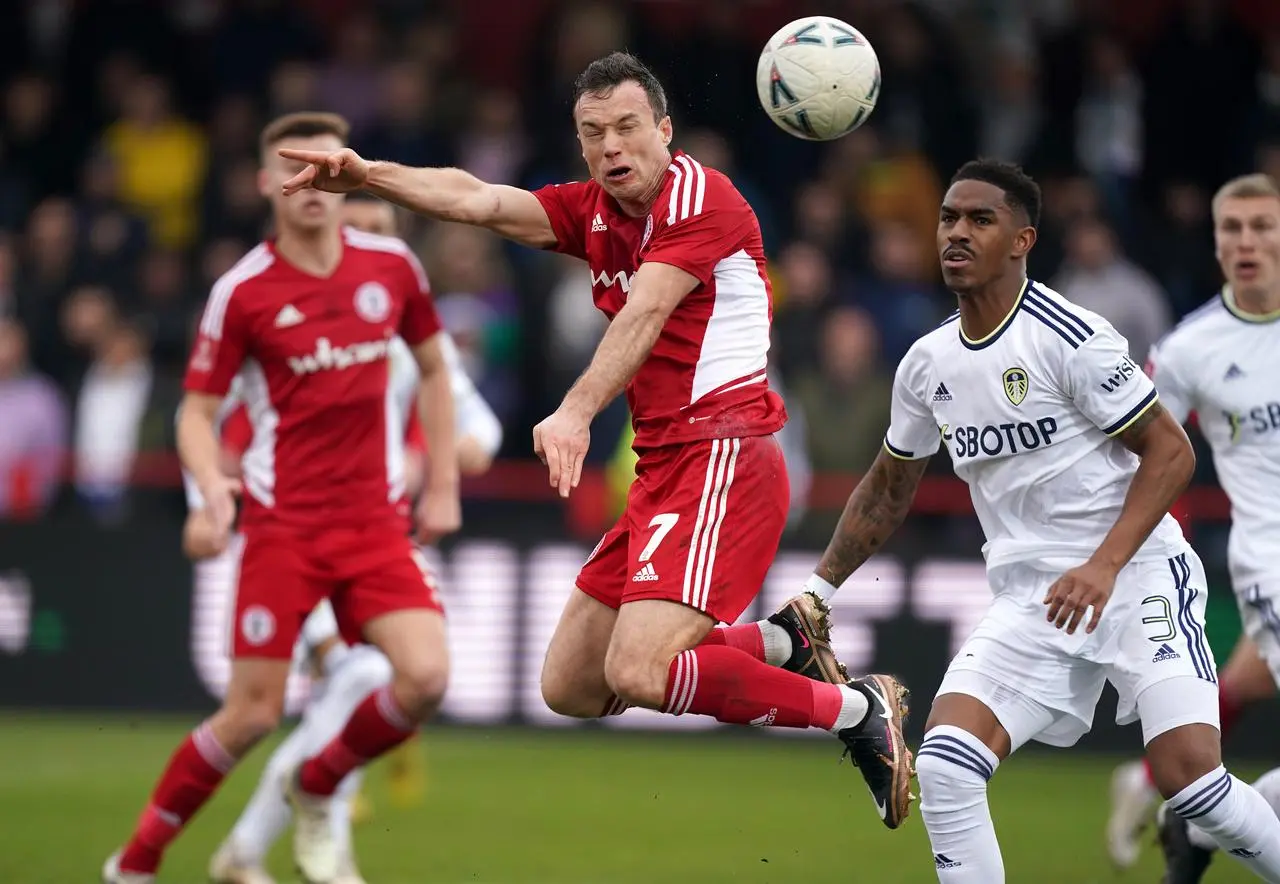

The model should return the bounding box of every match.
[1172,772,1232,820]
[920,734,995,779]
[916,747,993,782]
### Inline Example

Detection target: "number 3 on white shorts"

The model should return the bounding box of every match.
[638,513,680,563]
[1140,594,1177,643]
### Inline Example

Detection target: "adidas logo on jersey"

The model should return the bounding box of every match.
[274,304,305,328]
[632,562,659,582]
[1224,363,1245,381]
[932,383,953,402]
[1152,643,1181,662]
[591,212,608,232]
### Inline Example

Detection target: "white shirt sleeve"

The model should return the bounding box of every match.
[1065,324,1159,436]
[441,334,503,457]
[884,346,940,460]
[1145,337,1194,424]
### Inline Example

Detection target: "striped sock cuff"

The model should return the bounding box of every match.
[192,721,235,774]
[1170,766,1233,820]
[917,725,999,782]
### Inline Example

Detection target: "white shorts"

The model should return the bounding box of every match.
[937,546,1220,750]
[1235,581,1280,685]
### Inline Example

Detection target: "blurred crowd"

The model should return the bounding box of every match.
[1,0,1278,531]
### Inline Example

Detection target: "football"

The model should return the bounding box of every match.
[755,15,881,142]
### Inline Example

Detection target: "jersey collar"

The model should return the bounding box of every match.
[1220,286,1280,324]
[959,279,1029,350]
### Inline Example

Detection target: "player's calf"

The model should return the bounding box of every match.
[1146,713,1280,879]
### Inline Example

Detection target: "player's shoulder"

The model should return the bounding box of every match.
[209,242,275,298]
[341,226,429,288]
[201,243,275,333]
[1018,280,1113,352]
[660,151,748,224]
[1154,291,1231,357]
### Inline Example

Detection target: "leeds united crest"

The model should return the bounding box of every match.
[1002,367,1028,406]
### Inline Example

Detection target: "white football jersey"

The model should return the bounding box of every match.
[1148,288,1280,588]
[886,280,1184,600]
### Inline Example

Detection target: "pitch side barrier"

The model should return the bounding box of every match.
[0,507,1269,756]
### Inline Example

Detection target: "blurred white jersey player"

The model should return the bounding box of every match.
[1104,173,1280,883]
[785,160,1280,883]
[197,198,502,884]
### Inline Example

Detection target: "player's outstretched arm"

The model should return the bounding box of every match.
[815,448,929,590]
[278,147,557,249]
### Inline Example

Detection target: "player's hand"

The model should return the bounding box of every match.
[279,147,370,195]
[1043,560,1117,635]
[414,485,461,544]
[533,406,590,499]
[197,474,241,552]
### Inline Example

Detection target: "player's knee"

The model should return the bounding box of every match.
[391,655,448,719]
[539,674,603,719]
[1146,725,1223,799]
[214,697,283,754]
[602,653,665,709]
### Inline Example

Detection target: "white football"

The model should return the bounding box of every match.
[756,15,880,142]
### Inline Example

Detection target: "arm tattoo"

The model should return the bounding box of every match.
[817,450,928,587]
[1116,400,1165,456]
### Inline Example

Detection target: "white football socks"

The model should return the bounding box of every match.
[1169,766,1280,881]
[917,725,1005,882]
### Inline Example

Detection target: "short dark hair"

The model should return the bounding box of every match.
[951,159,1042,228]
[259,111,350,156]
[572,52,668,122]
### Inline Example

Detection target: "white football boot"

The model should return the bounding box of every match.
[1107,759,1160,867]
[101,851,154,884]
[209,840,278,884]
[284,769,339,883]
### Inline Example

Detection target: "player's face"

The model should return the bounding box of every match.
[260,133,346,234]
[342,201,397,236]
[574,81,673,207]
[1214,195,1280,297]
[937,180,1034,294]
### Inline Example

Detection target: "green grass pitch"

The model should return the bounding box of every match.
[0,713,1264,883]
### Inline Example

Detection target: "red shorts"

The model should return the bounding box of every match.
[577,435,789,624]
[231,522,443,659]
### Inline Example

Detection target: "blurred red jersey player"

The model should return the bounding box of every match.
[104,112,460,884]
[280,51,914,832]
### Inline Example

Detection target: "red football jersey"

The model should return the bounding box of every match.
[533,151,786,449]
[184,227,441,529]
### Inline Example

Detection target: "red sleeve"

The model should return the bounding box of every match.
[220,405,253,456]
[531,181,594,260]
[403,398,427,454]
[184,286,250,395]
[396,249,443,346]
[641,171,752,285]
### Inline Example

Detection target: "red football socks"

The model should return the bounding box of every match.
[699,623,767,661]
[298,686,417,797]
[118,722,234,873]
[662,644,843,728]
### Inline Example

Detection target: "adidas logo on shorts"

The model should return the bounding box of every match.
[1152,643,1181,662]
[632,562,659,582]
[934,854,961,870]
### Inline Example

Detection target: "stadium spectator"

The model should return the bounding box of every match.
[1053,215,1171,362]
[0,317,66,519]
[100,73,207,249]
